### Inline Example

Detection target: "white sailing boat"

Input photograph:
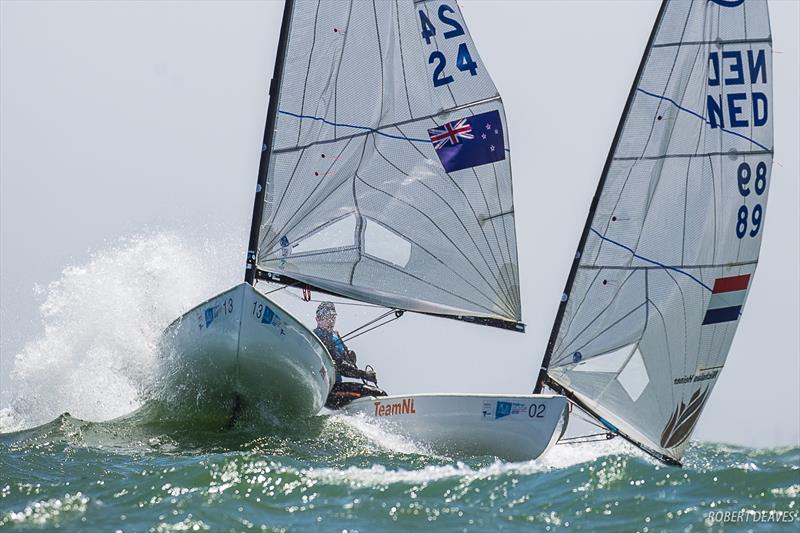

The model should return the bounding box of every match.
[159,0,567,460]
[533,0,774,466]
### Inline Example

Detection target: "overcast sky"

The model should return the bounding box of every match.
[1,0,798,447]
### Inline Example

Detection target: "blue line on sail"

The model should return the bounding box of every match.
[636,88,770,152]
[590,228,713,292]
[278,110,430,143]
[279,110,513,153]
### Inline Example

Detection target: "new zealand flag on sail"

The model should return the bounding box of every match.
[428,110,505,173]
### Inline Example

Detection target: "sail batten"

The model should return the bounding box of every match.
[254,0,522,324]
[538,0,773,464]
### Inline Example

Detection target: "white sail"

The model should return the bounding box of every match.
[541,0,773,464]
[253,0,521,326]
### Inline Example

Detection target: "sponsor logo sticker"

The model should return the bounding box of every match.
[373,399,416,417]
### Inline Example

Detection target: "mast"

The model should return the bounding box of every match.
[534,0,668,394]
[244,0,295,285]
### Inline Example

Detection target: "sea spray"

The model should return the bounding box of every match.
[1,232,242,432]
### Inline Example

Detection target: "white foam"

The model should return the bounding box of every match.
[306,422,640,487]
[1,232,241,431]
[329,412,436,456]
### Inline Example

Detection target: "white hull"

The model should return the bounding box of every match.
[341,393,568,461]
[158,283,335,421]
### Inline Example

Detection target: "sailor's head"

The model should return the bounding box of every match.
[316,301,337,330]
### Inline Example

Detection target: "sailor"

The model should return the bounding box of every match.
[313,301,386,407]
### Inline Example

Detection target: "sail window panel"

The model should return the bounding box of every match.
[291,214,357,255]
[259,181,357,262]
[617,348,649,402]
[268,248,361,285]
[558,343,650,402]
[573,343,636,374]
[552,366,664,444]
[364,218,411,268]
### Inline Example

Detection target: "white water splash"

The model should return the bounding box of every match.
[328,412,436,456]
[305,436,640,487]
[0,232,242,432]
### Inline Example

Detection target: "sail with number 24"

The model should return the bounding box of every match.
[159,0,568,461]
[248,0,523,331]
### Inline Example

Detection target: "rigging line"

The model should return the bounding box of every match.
[557,433,616,445]
[662,269,691,379]
[344,313,404,341]
[578,259,758,270]
[333,0,356,139]
[340,309,397,341]
[682,53,709,265]
[295,0,322,146]
[652,37,771,48]
[273,96,502,155]
[354,174,516,317]
[393,0,414,120]
[635,88,770,151]
[279,110,429,143]
[564,397,610,431]
[490,159,519,311]
[349,137,371,284]
[286,291,385,308]
[468,162,517,305]
[613,149,772,161]
[422,1,458,107]
[261,281,301,295]
[647,297,677,416]
[371,0,385,131]
[369,136,516,314]
[589,228,712,292]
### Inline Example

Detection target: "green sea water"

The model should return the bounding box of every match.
[1,403,798,532]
